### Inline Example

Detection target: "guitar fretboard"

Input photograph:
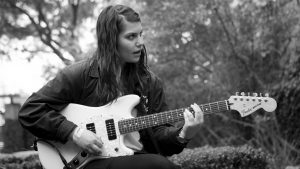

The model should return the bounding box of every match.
[118,100,230,134]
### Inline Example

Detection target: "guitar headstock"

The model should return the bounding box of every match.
[228,92,277,117]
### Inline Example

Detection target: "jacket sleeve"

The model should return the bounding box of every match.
[18,66,83,143]
[149,74,186,156]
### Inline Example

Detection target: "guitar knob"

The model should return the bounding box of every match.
[253,93,258,97]
[241,92,245,96]
[265,93,269,97]
[236,92,239,96]
[260,93,263,97]
[81,151,87,157]
[73,159,79,165]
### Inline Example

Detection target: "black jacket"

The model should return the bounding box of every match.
[18,57,186,156]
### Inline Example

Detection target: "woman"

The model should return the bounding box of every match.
[18,4,204,169]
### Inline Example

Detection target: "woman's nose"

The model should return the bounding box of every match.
[136,36,144,47]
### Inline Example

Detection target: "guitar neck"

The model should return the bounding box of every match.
[118,100,230,134]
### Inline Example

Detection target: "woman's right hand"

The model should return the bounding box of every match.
[70,127,103,155]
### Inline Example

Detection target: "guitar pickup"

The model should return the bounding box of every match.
[105,119,117,140]
[86,123,96,133]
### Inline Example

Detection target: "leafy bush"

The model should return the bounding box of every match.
[0,145,271,169]
[169,145,271,169]
[274,56,300,162]
[0,153,41,169]
[2,119,35,153]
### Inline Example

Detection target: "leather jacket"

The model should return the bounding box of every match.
[18,57,186,156]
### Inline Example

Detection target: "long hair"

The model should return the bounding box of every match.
[95,5,149,104]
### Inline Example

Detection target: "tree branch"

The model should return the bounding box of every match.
[213,6,249,63]
[7,1,72,65]
[213,6,265,89]
[69,0,80,38]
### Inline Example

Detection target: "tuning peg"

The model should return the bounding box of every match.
[253,93,258,97]
[241,92,245,96]
[265,93,269,97]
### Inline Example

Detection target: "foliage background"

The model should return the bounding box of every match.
[0,0,299,168]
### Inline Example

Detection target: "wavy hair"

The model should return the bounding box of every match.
[95,5,149,104]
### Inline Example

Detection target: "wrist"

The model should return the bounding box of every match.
[177,128,192,144]
[71,127,84,140]
[176,135,191,144]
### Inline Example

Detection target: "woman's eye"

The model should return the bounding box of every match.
[128,34,136,40]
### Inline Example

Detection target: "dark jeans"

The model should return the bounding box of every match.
[83,154,178,169]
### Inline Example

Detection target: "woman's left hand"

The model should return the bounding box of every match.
[179,103,204,140]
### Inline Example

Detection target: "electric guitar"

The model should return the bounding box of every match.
[37,92,277,169]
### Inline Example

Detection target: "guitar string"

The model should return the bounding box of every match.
[119,102,229,133]
[119,100,229,134]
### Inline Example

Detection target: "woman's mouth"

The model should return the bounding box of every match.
[133,50,141,54]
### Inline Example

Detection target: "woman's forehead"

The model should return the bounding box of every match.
[120,19,143,35]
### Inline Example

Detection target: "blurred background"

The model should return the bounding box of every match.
[0,0,299,168]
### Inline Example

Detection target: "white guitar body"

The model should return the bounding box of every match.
[37,95,142,169]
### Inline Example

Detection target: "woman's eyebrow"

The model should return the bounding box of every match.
[125,32,140,36]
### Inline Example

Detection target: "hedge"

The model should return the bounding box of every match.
[0,145,270,169]
[2,119,35,153]
[0,152,41,169]
[169,145,271,169]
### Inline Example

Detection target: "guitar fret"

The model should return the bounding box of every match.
[211,102,220,113]
[225,100,229,110]
[203,104,210,113]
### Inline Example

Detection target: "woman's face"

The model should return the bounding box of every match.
[117,18,144,64]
